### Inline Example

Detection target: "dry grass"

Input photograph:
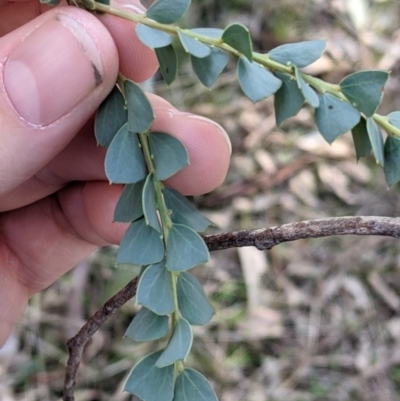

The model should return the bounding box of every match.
[2,0,400,400]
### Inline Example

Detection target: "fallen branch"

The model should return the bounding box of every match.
[64,215,400,399]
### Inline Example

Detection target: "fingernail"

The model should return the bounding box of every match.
[4,14,103,126]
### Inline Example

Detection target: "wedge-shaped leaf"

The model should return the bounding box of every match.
[125,79,154,132]
[178,30,211,58]
[294,67,319,108]
[177,272,214,325]
[136,24,173,48]
[117,218,164,265]
[174,368,218,401]
[125,307,168,342]
[95,86,127,147]
[191,48,229,88]
[340,70,389,117]
[190,28,223,39]
[156,318,193,367]
[237,56,282,103]
[142,174,161,232]
[137,261,174,315]
[124,351,174,401]
[156,45,178,85]
[147,0,190,24]
[163,187,212,232]
[222,23,252,61]
[315,93,360,144]
[274,72,304,125]
[366,117,384,166]
[166,224,209,271]
[149,132,189,180]
[351,118,371,160]
[388,111,400,129]
[269,40,326,68]
[384,135,400,186]
[114,180,145,223]
[105,124,147,184]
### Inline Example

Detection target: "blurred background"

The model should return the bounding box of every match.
[2,0,400,400]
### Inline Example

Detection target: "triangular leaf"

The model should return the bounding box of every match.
[105,124,147,184]
[237,56,282,103]
[149,132,189,180]
[163,187,213,232]
[340,70,389,117]
[114,180,145,223]
[268,40,326,68]
[177,272,215,325]
[274,72,305,125]
[117,218,164,265]
[294,67,319,107]
[190,28,223,39]
[166,224,209,271]
[351,118,371,160]
[95,86,127,147]
[388,111,400,129]
[125,79,154,132]
[156,318,193,367]
[178,30,211,58]
[147,0,191,24]
[156,45,178,85]
[315,93,360,144]
[174,368,218,401]
[124,351,174,401]
[191,48,229,88]
[384,135,400,186]
[137,261,174,315]
[125,307,169,342]
[222,23,253,61]
[142,173,161,232]
[136,24,173,48]
[366,117,384,166]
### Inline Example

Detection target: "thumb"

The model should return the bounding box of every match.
[0,7,118,194]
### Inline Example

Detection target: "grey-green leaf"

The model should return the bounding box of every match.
[222,23,253,61]
[191,48,229,88]
[268,40,326,68]
[274,72,305,125]
[137,261,174,315]
[156,45,178,85]
[125,79,154,132]
[114,180,145,223]
[340,70,389,117]
[388,111,400,129]
[237,56,282,103]
[105,124,147,184]
[294,67,319,107]
[156,318,193,367]
[117,218,164,265]
[166,224,209,271]
[174,368,218,401]
[315,93,360,144]
[136,24,173,48]
[163,187,212,232]
[125,307,168,342]
[178,30,211,58]
[351,118,371,160]
[190,28,223,39]
[95,86,127,147]
[177,272,215,325]
[124,351,174,401]
[149,132,189,180]
[384,135,400,186]
[142,174,161,232]
[147,0,191,24]
[366,117,384,166]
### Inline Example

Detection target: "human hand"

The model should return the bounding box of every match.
[0,0,231,346]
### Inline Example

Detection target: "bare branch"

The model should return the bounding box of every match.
[203,216,400,251]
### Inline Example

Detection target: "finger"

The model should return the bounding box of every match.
[0,6,118,194]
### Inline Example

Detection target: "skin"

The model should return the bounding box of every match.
[0,0,231,346]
